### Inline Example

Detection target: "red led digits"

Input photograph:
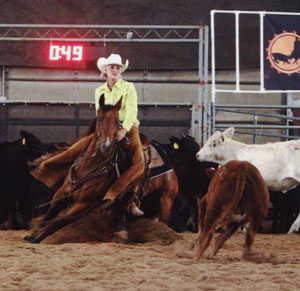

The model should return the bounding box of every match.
[49,45,83,61]
[72,46,83,61]
[49,45,61,60]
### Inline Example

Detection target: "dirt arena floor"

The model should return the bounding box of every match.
[0,217,300,291]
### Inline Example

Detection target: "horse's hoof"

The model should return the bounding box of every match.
[38,220,47,227]
[114,230,128,240]
[30,238,41,244]
[24,235,35,242]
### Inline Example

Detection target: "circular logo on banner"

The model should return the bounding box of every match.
[266,31,300,75]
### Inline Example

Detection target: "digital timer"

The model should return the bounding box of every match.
[49,45,83,61]
[45,43,106,68]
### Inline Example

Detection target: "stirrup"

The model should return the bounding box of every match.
[130,202,144,217]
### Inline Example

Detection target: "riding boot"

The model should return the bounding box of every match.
[130,201,144,216]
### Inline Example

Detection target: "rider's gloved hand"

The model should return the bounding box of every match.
[116,128,127,142]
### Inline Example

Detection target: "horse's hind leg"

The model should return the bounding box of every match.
[158,171,178,222]
[30,202,90,244]
[159,191,175,221]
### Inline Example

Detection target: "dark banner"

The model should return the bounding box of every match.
[264,14,300,90]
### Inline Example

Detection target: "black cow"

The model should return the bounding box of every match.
[168,150,218,232]
[269,185,300,234]
[0,131,55,229]
[161,134,200,155]
[0,147,47,229]
[155,135,218,232]
[0,130,59,161]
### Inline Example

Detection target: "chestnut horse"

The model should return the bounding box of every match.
[25,95,178,243]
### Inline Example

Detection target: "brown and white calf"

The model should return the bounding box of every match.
[194,160,269,261]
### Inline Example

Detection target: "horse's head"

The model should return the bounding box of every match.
[96,94,122,154]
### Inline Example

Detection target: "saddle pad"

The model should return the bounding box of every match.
[148,140,173,179]
[148,144,164,168]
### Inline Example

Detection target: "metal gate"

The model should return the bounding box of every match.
[0,24,209,142]
[0,101,193,143]
[209,10,300,143]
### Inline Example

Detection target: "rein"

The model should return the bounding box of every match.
[68,118,122,196]
[69,142,116,189]
[37,115,122,209]
[37,140,120,209]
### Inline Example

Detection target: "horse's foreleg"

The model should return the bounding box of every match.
[40,188,69,223]
[24,190,69,242]
[30,202,91,244]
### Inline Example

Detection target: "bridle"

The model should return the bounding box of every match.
[36,115,126,209]
[68,142,118,193]
[67,115,123,199]
[96,116,102,139]
[95,115,124,149]
[69,114,121,188]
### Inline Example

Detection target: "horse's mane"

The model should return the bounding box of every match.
[83,117,97,136]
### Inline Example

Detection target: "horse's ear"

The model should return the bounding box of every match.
[99,94,105,108]
[115,96,123,111]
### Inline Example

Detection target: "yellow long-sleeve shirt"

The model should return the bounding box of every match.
[94,79,140,132]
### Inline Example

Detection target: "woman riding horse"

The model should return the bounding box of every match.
[32,53,145,215]
[95,54,144,215]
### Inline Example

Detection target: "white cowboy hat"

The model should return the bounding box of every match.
[97,54,129,73]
